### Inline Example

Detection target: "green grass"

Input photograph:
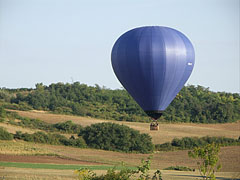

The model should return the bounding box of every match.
[0,161,136,170]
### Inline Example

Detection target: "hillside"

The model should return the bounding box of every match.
[6,110,240,144]
[1,82,239,123]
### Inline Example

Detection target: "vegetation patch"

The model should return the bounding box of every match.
[155,136,240,151]
[0,127,13,140]
[75,156,163,180]
[1,121,154,153]
[6,111,83,134]
[14,131,86,148]
[79,122,154,153]
[164,166,195,171]
[188,143,222,180]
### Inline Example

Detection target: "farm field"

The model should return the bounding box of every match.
[1,167,239,180]
[0,110,240,179]
[0,140,240,172]
[9,109,240,144]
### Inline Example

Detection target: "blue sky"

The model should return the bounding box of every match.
[0,0,239,93]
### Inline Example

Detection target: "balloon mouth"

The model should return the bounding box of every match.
[145,110,163,120]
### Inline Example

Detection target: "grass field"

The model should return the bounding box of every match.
[0,161,130,170]
[0,122,40,134]
[0,140,55,156]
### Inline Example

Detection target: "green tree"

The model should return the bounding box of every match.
[3,82,240,123]
[188,143,222,180]
[79,123,154,153]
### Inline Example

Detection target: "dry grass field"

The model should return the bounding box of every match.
[0,140,239,172]
[0,140,55,156]
[0,122,39,134]
[1,167,239,180]
[10,110,240,144]
[0,110,239,179]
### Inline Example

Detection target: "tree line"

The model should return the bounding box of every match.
[0,82,239,123]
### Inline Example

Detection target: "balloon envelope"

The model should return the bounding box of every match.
[111,26,195,119]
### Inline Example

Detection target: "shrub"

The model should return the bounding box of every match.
[14,131,87,148]
[75,156,162,180]
[188,143,222,180]
[155,142,175,151]
[53,120,83,133]
[155,136,240,151]
[74,137,87,148]
[164,166,195,171]
[79,122,154,153]
[0,105,6,118]
[7,112,82,134]
[18,102,33,111]
[0,127,13,140]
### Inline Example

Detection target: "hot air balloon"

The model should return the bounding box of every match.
[111,26,195,130]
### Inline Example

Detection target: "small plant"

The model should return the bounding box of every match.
[152,170,162,180]
[133,156,162,180]
[74,168,96,180]
[188,143,222,180]
[75,156,163,180]
[133,156,152,180]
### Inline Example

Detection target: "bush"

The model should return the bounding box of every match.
[188,143,221,180]
[14,131,61,144]
[164,166,195,171]
[155,142,175,151]
[75,156,162,180]
[7,112,83,134]
[18,102,33,111]
[155,136,240,151]
[0,127,13,140]
[79,122,154,153]
[16,117,52,130]
[14,131,87,148]
[0,106,6,118]
[53,120,83,133]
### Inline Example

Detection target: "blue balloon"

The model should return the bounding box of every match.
[111,26,195,119]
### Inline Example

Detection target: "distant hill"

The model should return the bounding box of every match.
[0,82,239,123]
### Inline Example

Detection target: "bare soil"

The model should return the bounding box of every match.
[0,154,104,165]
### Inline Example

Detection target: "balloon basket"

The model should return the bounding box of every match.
[150,121,159,131]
